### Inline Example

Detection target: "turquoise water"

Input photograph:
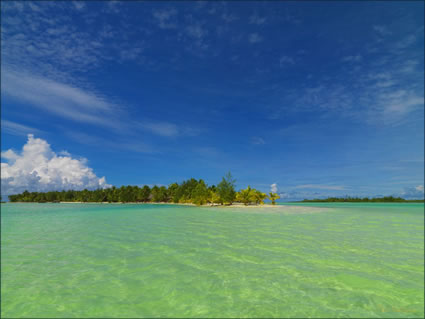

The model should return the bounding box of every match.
[1,203,424,318]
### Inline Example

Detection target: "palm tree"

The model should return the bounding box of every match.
[267,192,280,205]
[236,186,256,205]
[254,190,267,205]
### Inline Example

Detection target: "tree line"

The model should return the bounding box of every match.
[300,196,424,203]
[8,173,281,206]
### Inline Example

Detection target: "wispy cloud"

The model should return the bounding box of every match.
[3,65,203,142]
[394,34,416,50]
[65,131,155,154]
[72,1,85,10]
[279,55,295,66]
[341,55,362,63]
[251,137,265,145]
[140,122,179,137]
[120,47,144,61]
[1,119,41,137]
[1,1,145,75]
[153,8,178,29]
[2,67,121,128]
[249,14,266,25]
[373,25,391,37]
[221,13,238,23]
[186,24,207,39]
[294,184,346,190]
[249,33,263,44]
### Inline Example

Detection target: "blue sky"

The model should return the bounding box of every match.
[1,1,424,200]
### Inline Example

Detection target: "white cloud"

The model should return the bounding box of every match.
[379,90,424,117]
[1,134,110,196]
[294,184,345,190]
[2,67,121,128]
[1,119,41,136]
[2,68,200,140]
[270,183,278,193]
[249,33,263,44]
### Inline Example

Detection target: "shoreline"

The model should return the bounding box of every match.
[5,201,285,208]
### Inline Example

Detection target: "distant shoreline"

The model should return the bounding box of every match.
[294,200,424,203]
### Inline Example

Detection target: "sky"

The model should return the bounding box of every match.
[1,1,424,200]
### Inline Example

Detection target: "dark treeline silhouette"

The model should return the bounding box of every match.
[300,196,424,203]
[8,173,281,206]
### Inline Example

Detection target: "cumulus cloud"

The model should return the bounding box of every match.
[1,134,110,196]
[270,183,278,193]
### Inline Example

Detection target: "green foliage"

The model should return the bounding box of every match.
[253,190,267,205]
[217,172,236,205]
[192,180,209,206]
[267,192,280,205]
[209,190,221,205]
[300,196,423,203]
[236,186,256,205]
[138,185,151,202]
[8,185,423,205]
[7,173,311,206]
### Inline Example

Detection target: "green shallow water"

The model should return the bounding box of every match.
[1,203,424,318]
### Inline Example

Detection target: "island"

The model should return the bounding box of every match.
[7,173,280,206]
[298,196,424,203]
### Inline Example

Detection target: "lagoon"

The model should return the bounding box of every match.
[1,203,424,317]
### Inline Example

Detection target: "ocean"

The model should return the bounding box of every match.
[1,202,423,317]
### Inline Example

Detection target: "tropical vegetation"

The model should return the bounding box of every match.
[8,172,282,206]
[300,196,424,203]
